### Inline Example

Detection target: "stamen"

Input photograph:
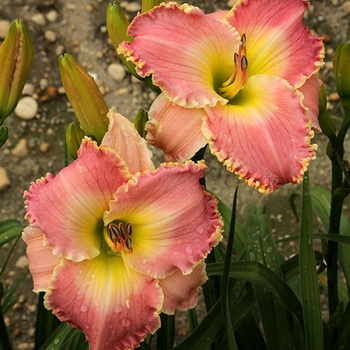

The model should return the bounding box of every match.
[219,34,249,100]
[105,222,134,253]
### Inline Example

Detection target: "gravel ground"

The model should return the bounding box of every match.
[1,0,350,348]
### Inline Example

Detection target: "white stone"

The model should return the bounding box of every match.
[15,97,38,120]
[31,13,46,26]
[15,255,28,269]
[45,29,56,42]
[0,20,11,39]
[125,2,141,12]
[11,139,28,157]
[46,10,58,22]
[22,83,35,96]
[0,167,10,190]
[107,63,126,82]
[342,1,350,14]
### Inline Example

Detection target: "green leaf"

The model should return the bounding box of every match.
[0,219,22,246]
[38,322,80,350]
[156,313,174,350]
[0,281,13,350]
[220,187,239,350]
[207,261,305,335]
[299,172,323,350]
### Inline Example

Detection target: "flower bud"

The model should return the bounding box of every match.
[59,54,109,144]
[0,19,34,125]
[0,126,8,148]
[318,84,337,142]
[65,121,85,159]
[141,0,163,13]
[333,42,350,101]
[134,108,148,138]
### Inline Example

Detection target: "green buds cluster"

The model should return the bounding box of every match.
[333,42,350,101]
[59,54,109,144]
[0,19,34,125]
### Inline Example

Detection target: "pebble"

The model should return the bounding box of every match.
[56,44,65,56]
[11,139,28,157]
[0,167,10,190]
[342,1,350,15]
[46,10,58,22]
[107,63,126,81]
[15,255,28,269]
[0,19,11,39]
[31,13,46,26]
[125,2,141,12]
[45,29,56,42]
[39,142,50,153]
[329,92,340,101]
[15,97,38,119]
[22,83,35,96]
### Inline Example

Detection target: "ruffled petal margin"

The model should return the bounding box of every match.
[24,139,131,262]
[22,226,61,292]
[160,262,208,315]
[104,161,223,278]
[203,75,316,193]
[102,109,155,173]
[45,252,162,350]
[118,2,240,108]
[226,0,324,88]
[146,94,207,162]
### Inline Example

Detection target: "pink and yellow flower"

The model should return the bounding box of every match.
[23,110,222,350]
[118,0,324,192]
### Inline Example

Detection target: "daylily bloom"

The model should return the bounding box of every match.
[23,110,222,350]
[118,0,325,192]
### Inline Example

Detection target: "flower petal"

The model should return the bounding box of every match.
[226,0,324,87]
[298,73,322,130]
[160,262,207,315]
[45,253,162,350]
[24,139,131,262]
[118,2,240,108]
[202,75,316,193]
[146,94,207,162]
[22,226,61,292]
[102,109,155,173]
[104,161,223,277]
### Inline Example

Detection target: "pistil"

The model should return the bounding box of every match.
[219,34,248,100]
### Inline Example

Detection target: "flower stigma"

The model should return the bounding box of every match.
[219,34,248,100]
[104,221,134,254]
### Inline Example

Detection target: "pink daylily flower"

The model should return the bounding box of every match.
[118,0,324,193]
[23,110,222,350]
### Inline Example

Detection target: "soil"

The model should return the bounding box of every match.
[0,0,349,349]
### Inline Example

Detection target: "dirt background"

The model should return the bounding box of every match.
[0,0,350,348]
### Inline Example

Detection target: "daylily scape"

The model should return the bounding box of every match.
[119,0,325,192]
[23,111,222,350]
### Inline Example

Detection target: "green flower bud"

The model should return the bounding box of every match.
[0,19,34,125]
[59,54,109,144]
[134,108,148,138]
[141,0,163,13]
[333,42,350,101]
[318,84,337,142]
[0,126,8,148]
[65,121,85,160]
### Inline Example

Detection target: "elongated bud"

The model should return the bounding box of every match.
[66,121,85,159]
[134,108,148,138]
[141,0,163,13]
[0,19,34,125]
[0,126,8,148]
[59,54,109,144]
[318,84,337,142]
[333,42,350,101]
